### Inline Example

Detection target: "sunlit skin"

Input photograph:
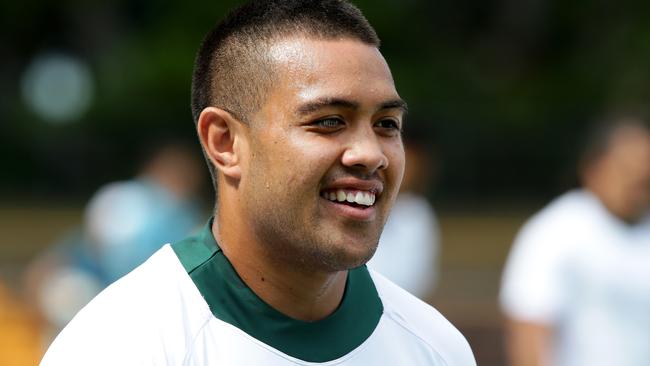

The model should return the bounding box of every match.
[197,37,405,321]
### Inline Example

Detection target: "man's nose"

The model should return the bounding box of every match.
[341,128,389,173]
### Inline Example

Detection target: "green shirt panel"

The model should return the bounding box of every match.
[171,220,383,362]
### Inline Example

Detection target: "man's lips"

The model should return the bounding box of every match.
[319,193,377,221]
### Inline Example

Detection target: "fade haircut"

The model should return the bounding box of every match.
[191,0,380,185]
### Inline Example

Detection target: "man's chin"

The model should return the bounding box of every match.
[315,239,379,272]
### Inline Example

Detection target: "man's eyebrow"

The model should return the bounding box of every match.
[296,97,359,116]
[378,99,408,114]
[296,97,408,116]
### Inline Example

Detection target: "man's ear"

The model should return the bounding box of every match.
[196,107,246,180]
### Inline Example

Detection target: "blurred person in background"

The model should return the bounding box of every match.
[24,140,205,342]
[500,116,650,366]
[368,136,440,300]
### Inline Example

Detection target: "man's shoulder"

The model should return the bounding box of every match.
[78,244,206,314]
[513,189,604,249]
[41,245,211,365]
[369,269,476,366]
[528,190,601,228]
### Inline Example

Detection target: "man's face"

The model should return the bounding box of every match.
[598,126,650,221]
[239,37,405,272]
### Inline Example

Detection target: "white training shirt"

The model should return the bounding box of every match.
[42,221,475,365]
[500,189,650,366]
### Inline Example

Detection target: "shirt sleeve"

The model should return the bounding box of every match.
[499,211,571,324]
[40,247,195,366]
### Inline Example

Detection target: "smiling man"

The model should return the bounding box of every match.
[41,1,475,365]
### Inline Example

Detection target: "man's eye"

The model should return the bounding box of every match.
[314,118,344,129]
[375,119,400,131]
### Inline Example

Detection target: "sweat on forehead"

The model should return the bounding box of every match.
[190,0,380,125]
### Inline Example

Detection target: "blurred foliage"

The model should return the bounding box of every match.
[2,0,650,202]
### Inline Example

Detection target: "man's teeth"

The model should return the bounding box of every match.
[337,190,346,201]
[322,189,375,206]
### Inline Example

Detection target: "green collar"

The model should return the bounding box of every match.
[171,219,383,362]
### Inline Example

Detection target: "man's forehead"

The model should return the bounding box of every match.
[247,36,402,124]
[609,126,650,151]
[266,36,386,73]
[266,37,315,66]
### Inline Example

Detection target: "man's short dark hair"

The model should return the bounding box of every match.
[579,113,650,174]
[190,0,380,186]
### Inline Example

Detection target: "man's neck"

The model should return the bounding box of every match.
[584,185,642,225]
[213,215,348,322]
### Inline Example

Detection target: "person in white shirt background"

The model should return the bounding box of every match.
[500,115,650,366]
